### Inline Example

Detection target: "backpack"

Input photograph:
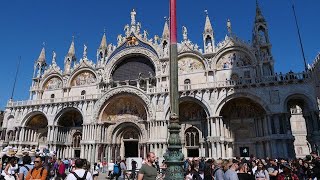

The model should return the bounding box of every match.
[113,163,121,176]
[30,167,45,179]
[72,171,88,180]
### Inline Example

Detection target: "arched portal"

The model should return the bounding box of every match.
[55,108,83,158]
[185,127,200,157]
[72,132,82,158]
[111,122,143,160]
[25,114,48,150]
[220,97,266,158]
[179,99,208,157]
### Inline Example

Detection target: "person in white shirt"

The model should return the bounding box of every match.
[66,159,92,180]
[107,160,114,177]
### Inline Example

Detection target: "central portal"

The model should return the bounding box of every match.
[124,141,139,157]
[122,127,140,158]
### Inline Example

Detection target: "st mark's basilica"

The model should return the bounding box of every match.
[2,4,320,164]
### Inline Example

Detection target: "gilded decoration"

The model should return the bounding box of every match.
[126,36,139,47]
[26,114,48,129]
[178,57,204,74]
[101,95,147,122]
[71,71,96,86]
[220,98,265,119]
[44,77,63,90]
[179,101,206,121]
[217,50,252,70]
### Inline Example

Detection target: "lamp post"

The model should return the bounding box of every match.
[163,0,184,179]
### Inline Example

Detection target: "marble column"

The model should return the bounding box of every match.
[207,118,211,137]
[217,142,221,158]
[212,118,216,137]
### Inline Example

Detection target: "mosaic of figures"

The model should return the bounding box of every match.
[178,57,205,74]
[71,71,96,86]
[44,77,63,90]
[102,96,147,122]
[179,101,206,121]
[217,50,252,70]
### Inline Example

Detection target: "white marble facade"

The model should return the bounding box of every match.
[2,7,320,163]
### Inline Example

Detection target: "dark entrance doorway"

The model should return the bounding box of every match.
[187,149,199,157]
[124,141,138,157]
[74,150,80,158]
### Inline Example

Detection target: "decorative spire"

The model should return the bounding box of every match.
[255,0,266,23]
[162,17,169,39]
[227,19,232,34]
[37,47,46,64]
[204,10,213,34]
[99,32,107,49]
[67,37,75,57]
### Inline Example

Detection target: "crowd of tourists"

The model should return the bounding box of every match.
[1,145,320,180]
[183,151,320,180]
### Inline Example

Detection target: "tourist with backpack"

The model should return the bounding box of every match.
[26,156,48,180]
[66,159,92,180]
[111,160,121,180]
[18,155,33,180]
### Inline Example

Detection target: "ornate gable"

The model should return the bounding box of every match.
[42,63,62,80]
[107,34,158,63]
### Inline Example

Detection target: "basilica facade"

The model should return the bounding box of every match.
[2,5,320,163]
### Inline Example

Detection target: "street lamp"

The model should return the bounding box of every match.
[163,0,184,179]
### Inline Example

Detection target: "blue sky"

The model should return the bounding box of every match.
[0,0,319,109]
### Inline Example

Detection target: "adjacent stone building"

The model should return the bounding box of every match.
[2,4,320,163]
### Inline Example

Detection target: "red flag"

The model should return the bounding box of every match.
[170,0,177,44]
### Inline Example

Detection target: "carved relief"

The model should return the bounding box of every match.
[178,57,204,74]
[44,77,63,90]
[156,99,164,112]
[71,71,96,86]
[217,51,251,70]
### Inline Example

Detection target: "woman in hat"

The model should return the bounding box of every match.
[2,157,18,180]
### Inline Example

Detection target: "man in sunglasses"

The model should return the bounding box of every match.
[26,156,48,180]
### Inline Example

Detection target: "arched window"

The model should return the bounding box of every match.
[205,35,213,47]
[81,90,86,96]
[50,94,55,102]
[184,79,191,90]
[258,29,267,44]
[72,132,82,148]
[185,127,199,147]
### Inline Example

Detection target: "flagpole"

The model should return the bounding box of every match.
[292,1,308,71]
[163,0,184,179]
[10,56,21,100]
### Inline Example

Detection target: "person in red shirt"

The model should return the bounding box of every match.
[277,163,299,180]
[56,158,66,180]
[102,160,107,173]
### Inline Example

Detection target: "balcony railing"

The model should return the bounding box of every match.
[7,94,101,107]
[7,72,310,108]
